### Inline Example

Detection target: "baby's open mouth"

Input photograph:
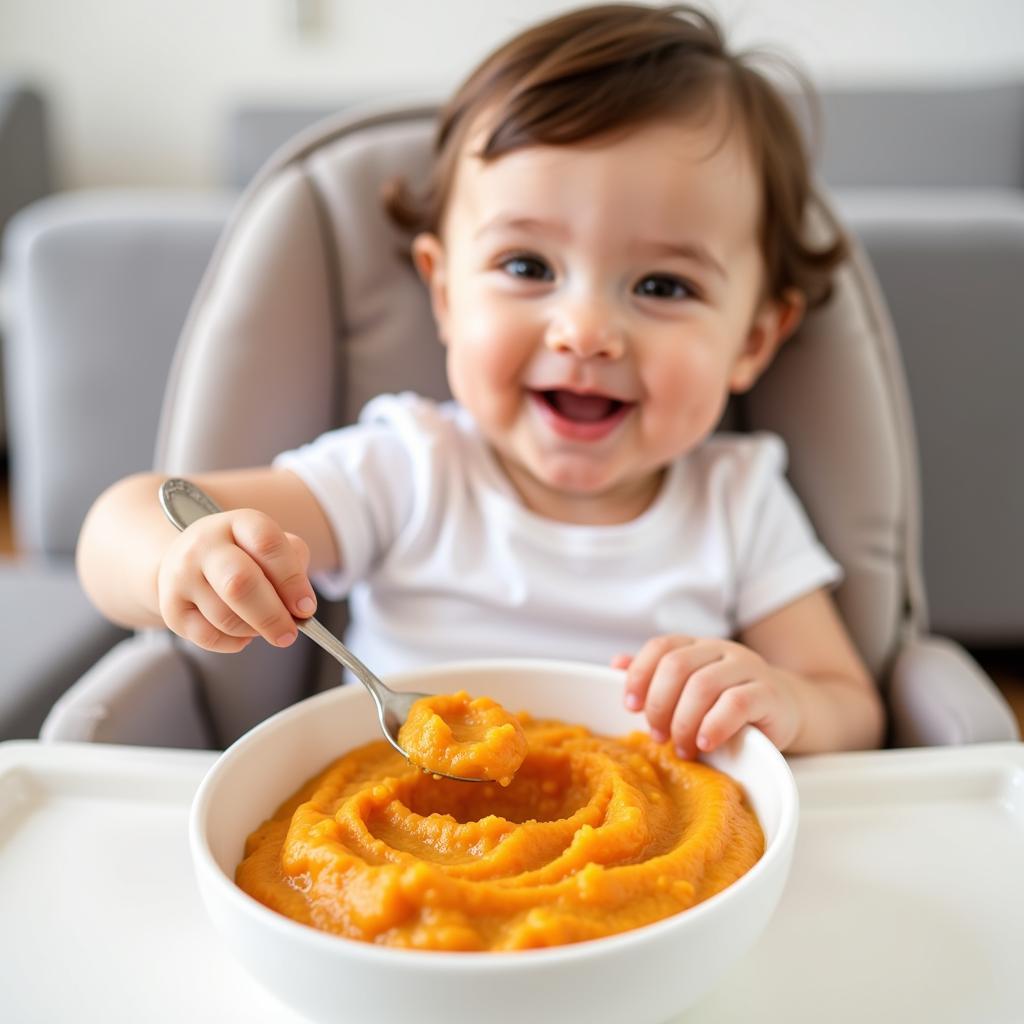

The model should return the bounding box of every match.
[528,388,634,442]
[537,389,627,423]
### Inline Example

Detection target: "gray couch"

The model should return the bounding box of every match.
[0,81,116,738]
[0,192,233,737]
[818,86,1024,644]
[0,80,54,455]
[0,80,52,248]
[1,85,1021,742]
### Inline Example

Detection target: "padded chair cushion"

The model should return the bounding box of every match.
[153,104,924,734]
[40,631,214,748]
[744,202,923,680]
[889,634,1019,746]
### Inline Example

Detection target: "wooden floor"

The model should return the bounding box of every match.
[0,478,12,557]
[1,477,1020,735]
[976,652,1024,735]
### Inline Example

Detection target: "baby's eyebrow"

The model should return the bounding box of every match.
[634,239,728,280]
[474,214,568,241]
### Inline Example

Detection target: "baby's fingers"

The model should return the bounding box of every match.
[163,593,253,653]
[695,683,769,753]
[622,635,695,710]
[229,512,317,621]
[190,585,259,640]
[203,543,299,648]
[647,644,725,745]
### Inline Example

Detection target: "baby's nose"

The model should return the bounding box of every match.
[544,305,625,360]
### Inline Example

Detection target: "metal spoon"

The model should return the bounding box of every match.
[158,477,482,782]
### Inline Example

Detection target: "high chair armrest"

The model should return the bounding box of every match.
[40,631,216,748]
[888,634,1019,747]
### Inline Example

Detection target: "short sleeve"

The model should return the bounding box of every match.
[727,433,843,629]
[272,394,426,599]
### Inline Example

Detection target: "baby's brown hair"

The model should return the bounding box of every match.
[385,3,846,309]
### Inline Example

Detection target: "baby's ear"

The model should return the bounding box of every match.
[729,288,805,394]
[411,232,450,345]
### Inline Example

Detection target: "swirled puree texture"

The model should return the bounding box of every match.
[236,715,764,952]
[397,691,528,784]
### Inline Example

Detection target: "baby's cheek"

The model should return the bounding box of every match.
[643,357,728,444]
[447,350,520,434]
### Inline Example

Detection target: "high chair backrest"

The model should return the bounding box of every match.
[155,103,926,746]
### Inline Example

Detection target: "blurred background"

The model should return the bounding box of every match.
[0,0,1021,740]
[4,0,1024,190]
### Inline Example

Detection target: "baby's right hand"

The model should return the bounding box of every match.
[156,509,318,653]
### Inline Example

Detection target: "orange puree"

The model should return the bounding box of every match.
[236,715,764,952]
[397,690,527,785]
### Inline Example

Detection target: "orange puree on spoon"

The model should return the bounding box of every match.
[397,690,528,786]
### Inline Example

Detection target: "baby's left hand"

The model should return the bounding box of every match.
[612,635,802,758]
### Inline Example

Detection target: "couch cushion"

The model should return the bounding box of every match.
[2,191,233,556]
[813,84,1024,189]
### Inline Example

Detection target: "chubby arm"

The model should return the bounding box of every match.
[617,588,886,756]
[77,468,339,649]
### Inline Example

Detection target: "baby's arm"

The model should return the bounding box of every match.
[618,588,886,756]
[77,468,338,651]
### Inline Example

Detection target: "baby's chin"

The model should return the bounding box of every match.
[534,459,625,495]
[515,453,666,524]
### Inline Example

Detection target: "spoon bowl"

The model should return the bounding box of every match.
[158,477,484,782]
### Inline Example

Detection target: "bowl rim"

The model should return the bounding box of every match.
[190,657,798,968]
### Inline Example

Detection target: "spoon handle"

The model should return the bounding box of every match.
[158,477,223,527]
[291,613,390,708]
[157,478,390,708]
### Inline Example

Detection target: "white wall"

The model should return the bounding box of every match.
[2,0,1023,190]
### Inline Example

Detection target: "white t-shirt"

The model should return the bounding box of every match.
[274,393,841,674]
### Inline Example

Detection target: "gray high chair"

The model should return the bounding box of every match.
[41,103,1018,751]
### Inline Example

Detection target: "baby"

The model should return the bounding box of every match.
[78,3,885,758]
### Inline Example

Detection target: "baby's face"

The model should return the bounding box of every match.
[414,108,800,523]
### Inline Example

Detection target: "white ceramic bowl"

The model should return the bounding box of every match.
[191,659,798,1024]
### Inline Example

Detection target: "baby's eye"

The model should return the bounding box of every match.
[500,254,554,282]
[634,274,695,300]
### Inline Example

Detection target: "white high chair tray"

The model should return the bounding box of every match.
[0,740,1022,1024]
